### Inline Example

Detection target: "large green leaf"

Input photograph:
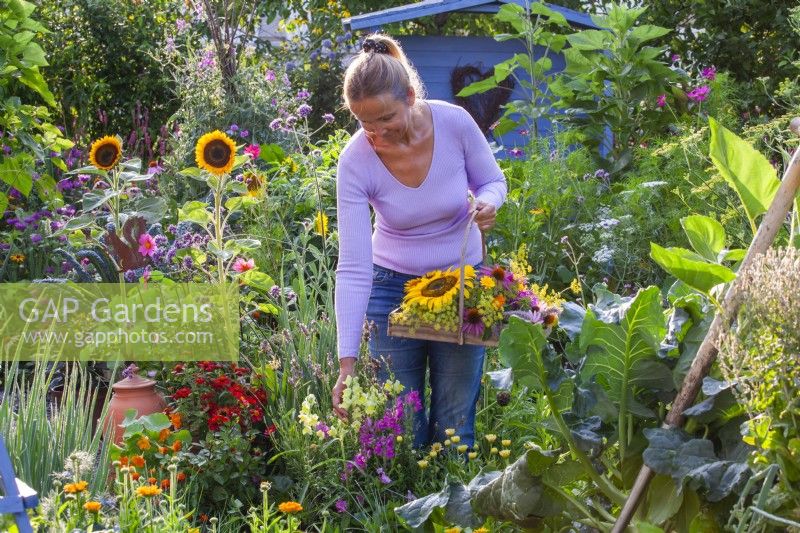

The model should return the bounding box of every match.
[628,24,671,45]
[0,154,34,196]
[709,116,780,227]
[566,30,608,51]
[650,243,736,294]
[681,215,726,262]
[498,318,555,392]
[580,286,672,415]
[643,428,751,502]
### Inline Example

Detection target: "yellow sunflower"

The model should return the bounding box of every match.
[313,211,329,236]
[403,266,475,312]
[88,136,122,170]
[195,130,236,175]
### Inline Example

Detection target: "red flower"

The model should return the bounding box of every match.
[195,376,206,385]
[173,387,191,399]
[264,424,277,437]
[210,375,232,390]
[198,361,219,372]
[249,408,263,422]
[208,414,230,431]
[173,363,184,374]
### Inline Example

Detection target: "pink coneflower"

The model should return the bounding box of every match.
[480,265,514,289]
[687,85,711,103]
[138,234,157,257]
[243,144,260,159]
[462,307,485,337]
[233,257,255,273]
[701,66,716,81]
[656,94,667,108]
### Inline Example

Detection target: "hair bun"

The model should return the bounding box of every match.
[362,38,389,55]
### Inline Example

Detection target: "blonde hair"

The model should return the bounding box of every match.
[343,33,426,107]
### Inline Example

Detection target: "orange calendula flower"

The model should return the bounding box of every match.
[159,446,168,454]
[492,294,506,310]
[119,456,129,466]
[63,481,88,494]
[278,501,303,514]
[131,455,145,468]
[172,440,183,452]
[177,472,187,482]
[83,501,102,513]
[135,485,162,497]
[137,436,151,450]
[169,412,182,429]
[161,478,170,490]
[148,477,157,484]
[158,428,171,442]
[131,472,141,481]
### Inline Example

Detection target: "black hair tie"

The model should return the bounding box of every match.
[362,38,389,55]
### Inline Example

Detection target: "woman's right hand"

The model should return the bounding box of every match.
[332,357,357,420]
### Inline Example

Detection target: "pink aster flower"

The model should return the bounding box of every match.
[138,233,157,257]
[687,85,711,103]
[656,94,667,108]
[233,257,255,273]
[243,144,260,159]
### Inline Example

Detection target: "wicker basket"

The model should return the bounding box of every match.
[387,200,500,347]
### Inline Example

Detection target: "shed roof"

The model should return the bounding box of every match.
[343,0,598,32]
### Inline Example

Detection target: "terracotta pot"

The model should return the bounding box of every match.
[103,365,166,445]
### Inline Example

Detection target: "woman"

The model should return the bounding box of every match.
[332,34,507,448]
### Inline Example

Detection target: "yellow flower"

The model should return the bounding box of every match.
[278,501,303,514]
[136,436,151,451]
[445,428,456,437]
[396,435,403,443]
[64,481,88,494]
[490,447,498,454]
[480,276,496,289]
[195,130,236,175]
[570,278,582,295]
[485,434,497,443]
[314,211,329,237]
[89,136,122,170]
[83,501,102,513]
[431,442,443,453]
[457,444,468,453]
[475,528,490,533]
[135,485,162,497]
[501,439,511,447]
[403,266,475,312]
[499,449,511,458]
[529,207,544,215]
[243,171,265,197]
[417,460,429,468]
[444,528,462,533]
[451,435,461,444]
[468,452,478,460]
[10,253,25,263]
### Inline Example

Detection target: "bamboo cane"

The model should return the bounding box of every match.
[612,117,800,532]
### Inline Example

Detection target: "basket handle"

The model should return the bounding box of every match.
[457,195,486,345]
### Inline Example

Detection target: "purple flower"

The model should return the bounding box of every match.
[315,422,330,438]
[269,118,282,131]
[376,467,392,485]
[2,145,11,155]
[687,85,710,103]
[30,233,42,244]
[323,113,335,124]
[175,18,188,33]
[297,104,312,118]
[701,66,716,81]
[229,124,239,132]
[240,129,249,138]
[296,89,311,101]
[335,499,348,513]
[508,147,524,158]
[560,235,569,244]
[462,307,485,337]
[265,70,276,82]
[321,39,332,48]
[353,453,367,470]
[656,94,667,108]
[285,115,298,128]
[670,53,680,63]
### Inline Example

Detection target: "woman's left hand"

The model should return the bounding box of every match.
[473,200,497,232]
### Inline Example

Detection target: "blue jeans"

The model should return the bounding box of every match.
[366,263,485,448]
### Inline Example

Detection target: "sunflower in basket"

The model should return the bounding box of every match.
[402,266,475,312]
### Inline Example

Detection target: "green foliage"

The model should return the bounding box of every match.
[641,0,799,113]
[456,2,570,138]
[37,0,183,137]
[548,3,682,173]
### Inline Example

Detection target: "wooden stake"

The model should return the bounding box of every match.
[612,117,800,532]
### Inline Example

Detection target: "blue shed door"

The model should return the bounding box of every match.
[397,35,565,157]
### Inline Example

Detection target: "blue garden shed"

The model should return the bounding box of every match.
[342,0,598,155]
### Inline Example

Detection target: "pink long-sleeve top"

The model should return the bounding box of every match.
[334,99,508,359]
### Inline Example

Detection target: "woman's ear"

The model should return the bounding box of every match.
[406,87,416,107]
